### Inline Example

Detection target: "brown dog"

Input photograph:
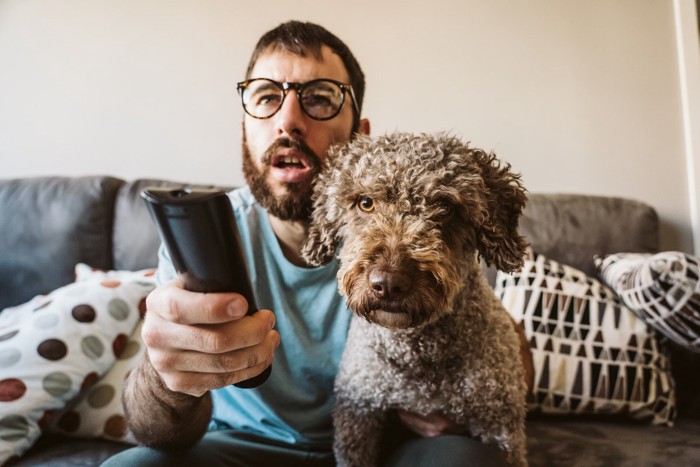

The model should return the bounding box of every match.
[303,132,529,466]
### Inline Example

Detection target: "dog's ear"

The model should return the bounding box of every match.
[302,200,341,267]
[301,148,346,267]
[467,149,529,272]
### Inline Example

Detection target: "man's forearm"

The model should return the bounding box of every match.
[124,354,212,449]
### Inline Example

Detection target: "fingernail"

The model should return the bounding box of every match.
[228,296,246,317]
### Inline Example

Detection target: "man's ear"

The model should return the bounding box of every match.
[357,118,370,136]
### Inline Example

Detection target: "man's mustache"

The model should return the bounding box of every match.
[262,138,321,170]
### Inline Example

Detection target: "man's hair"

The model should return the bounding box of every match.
[246,21,366,117]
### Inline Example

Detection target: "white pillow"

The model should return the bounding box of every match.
[596,251,700,353]
[47,321,145,443]
[0,265,154,463]
[495,250,676,426]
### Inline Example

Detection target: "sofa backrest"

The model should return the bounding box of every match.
[0,176,124,310]
[0,176,659,312]
[520,193,659,276]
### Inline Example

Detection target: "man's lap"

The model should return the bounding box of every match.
[101,430,334,467]
[102,427,508,467]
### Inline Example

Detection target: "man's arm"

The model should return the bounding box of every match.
[123,280,279,448]
[124,354,213,449]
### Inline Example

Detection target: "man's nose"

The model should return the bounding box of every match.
[275,91,307,138]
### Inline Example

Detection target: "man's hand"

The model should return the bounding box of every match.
[142,279,280,397]
[123,279,280,448]
[396,410,467,438]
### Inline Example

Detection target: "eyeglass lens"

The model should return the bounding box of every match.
[241,79,345,120]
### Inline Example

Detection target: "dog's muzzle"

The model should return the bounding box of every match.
[369,269,412,302]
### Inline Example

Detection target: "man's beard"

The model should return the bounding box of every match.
[242,135,321,222]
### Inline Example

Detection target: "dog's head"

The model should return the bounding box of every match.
[302,132,527,329]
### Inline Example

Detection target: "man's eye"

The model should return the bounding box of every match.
[302,93,337,113]
[357,198,375,213]
[253,92,281,106]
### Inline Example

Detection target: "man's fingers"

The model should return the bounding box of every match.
[396,410,466,438]
[160,359,275,397]
[143,309,276,354]
[150,328,280,374]
[146,279,249,325]
[153,331,279,397]
[140,280,279,397]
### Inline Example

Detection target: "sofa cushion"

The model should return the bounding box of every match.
[496,250,676,426]
[10,435,130,467]
[525,418,700,466]
[0,176,125,310]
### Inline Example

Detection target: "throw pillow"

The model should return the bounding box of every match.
[0,265,154,464]
[595,251,700,353]
[48,321,145,443]
[495,250,676,426]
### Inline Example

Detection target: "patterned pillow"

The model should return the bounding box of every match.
[0,265,154,464]
[495,250,676,426]
[595,251,700,353]
[47,321,145,443]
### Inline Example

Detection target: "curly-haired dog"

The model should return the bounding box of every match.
[302,132,529,466]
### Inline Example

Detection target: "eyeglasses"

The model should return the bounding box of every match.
[237,78,359,121]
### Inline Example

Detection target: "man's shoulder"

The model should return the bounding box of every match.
[227,186,257,211]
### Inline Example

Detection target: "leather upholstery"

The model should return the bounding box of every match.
[0,176,124,310]
[521,193,659,277]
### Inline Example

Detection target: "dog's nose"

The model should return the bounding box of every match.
[369,270,412,300]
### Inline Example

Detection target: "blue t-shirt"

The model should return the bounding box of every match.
[155,186,351,450]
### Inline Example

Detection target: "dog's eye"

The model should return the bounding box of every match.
[435,201,454,220]
[357,197,375,213]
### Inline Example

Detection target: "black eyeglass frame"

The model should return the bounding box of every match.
[236,78,360,121]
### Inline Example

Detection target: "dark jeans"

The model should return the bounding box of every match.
[102,422,508,467]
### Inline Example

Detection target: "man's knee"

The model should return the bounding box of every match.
[102,446,178,467]
[384,435,510,467]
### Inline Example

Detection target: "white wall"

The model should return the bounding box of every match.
[675,0,700,254]
[0,0,697,253]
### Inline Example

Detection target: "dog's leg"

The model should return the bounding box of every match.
[333,398,386,467]
[491,427,528,467]
[462,379,528,467]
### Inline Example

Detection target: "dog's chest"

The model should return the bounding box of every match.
[342,316,468,397]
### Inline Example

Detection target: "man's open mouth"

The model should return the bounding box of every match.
[275,155,307,169]
[270,152,314,183]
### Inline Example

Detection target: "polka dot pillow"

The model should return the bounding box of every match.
[47,321,145,443]
[0,264,154,464]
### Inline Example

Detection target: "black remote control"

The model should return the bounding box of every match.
[142,187,271,388]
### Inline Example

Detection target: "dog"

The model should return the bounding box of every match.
[302,132,529,466]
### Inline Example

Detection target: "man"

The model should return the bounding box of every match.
[104,21,509,467]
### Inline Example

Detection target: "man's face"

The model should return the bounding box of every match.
[242,46,358,221]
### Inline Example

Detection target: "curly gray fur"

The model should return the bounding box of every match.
[302,132,529,466]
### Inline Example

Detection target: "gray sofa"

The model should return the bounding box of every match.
[1,176,699,466]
